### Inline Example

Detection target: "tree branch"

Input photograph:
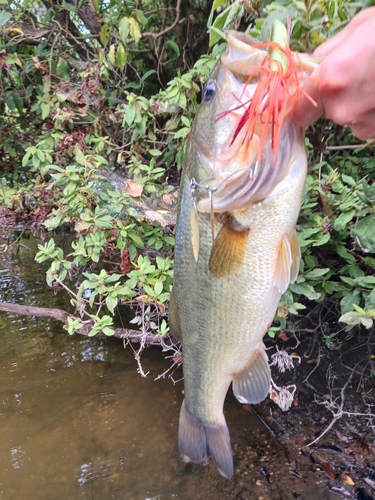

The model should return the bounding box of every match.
[0,301,160,345]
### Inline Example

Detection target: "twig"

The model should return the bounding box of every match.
[0,300,159,344]
[325,139,375,151]
[303,362,359,448]
[127,0,181,43]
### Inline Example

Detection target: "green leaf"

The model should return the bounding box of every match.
[0,10,11,27]
[134,9,148,28]
[75,148,85,165]
[154,280,163,297]
[174,127,190,139]
[128,232,144,248]
[352,214,375,252]
[304,268,330,279]
[125,103,136,127]
[99,24,110,45]
[103,327,114,336]
[289,281,321,300]
[341,174,356,187]
[352,303,366,315]
[312,232,330,246]
[143,284,154,296]
[340,289,360,313]
[106,295,118,314]
[57,57,70,79]
[336,245,356,263]
[116,44,127,70]
[4,94,16,112]
[41,102,51,120]
[213,0,228,9]
[119,17,129,43]
[165,39,180,57]
[333,209,356,231]
[108,44,116,65]
[129,17,141,43]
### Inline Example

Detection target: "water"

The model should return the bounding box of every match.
[0,237,355,500]
[0,238,186,499]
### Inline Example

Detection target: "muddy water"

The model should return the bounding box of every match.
[0,238,372,500]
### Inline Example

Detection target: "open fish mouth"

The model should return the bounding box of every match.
[197,121,297,214]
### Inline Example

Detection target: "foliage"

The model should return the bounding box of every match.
[276,138,375,335]
[1,0,374,341]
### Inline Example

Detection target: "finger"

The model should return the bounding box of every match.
[314,28,348,57]
[293,77,324,127]
[351,117,375,141]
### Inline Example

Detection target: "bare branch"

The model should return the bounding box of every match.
[0,301,159,345]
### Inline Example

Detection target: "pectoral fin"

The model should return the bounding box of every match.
[232,346,270,404]
[209,216,250,278]
[273,230,300,293]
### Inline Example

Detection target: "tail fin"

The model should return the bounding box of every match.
[178,400,233,479]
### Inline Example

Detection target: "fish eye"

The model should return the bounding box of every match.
[202,81,216,104]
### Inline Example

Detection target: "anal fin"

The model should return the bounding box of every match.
[232,346,270,404]
[209,216,250,278]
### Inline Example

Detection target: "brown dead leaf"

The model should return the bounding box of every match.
[322,462,335,482]
[124,179,143,197]
[277,330,290,341]
[162,193,173,206]
[120,248,132,273]
[269,387,279,405]
[144,210,169,228]
[277,305,289,318]
[135,294,148,302]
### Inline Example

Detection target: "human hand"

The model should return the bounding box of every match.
[293,7,375,140]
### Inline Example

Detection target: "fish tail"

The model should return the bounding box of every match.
[178,400,233,479]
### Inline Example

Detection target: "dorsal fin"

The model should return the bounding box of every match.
[209,216,250,278]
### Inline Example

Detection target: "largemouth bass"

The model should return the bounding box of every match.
[170,28,317,479]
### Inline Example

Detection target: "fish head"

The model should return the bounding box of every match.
[190,34,265,192]
[188,31,317,214]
